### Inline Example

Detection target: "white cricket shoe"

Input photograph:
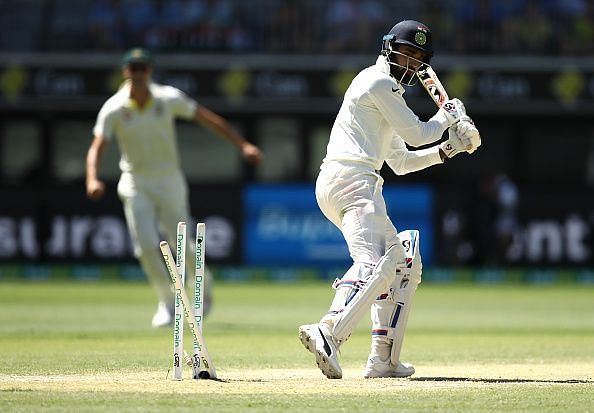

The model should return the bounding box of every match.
[151,302,174,328]
[364,356,415,378]
[298,323,342,379]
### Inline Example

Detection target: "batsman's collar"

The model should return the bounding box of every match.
[376,55,391,74]
[376,55,404,94]
[121,48,153,66]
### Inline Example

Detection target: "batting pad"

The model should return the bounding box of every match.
[327,243,407,344]
[370,230,422,366]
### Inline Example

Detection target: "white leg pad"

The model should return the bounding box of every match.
[323,243,407,344]
[369,230,422,365]
[323,262,373,325]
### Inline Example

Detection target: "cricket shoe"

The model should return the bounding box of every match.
[298,323,342,379]
[364,356,415,378]
[151,301,175,328]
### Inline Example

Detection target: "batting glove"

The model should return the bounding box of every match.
[456,116,481,153]
[439,127,469,159]
[438,98,467,126]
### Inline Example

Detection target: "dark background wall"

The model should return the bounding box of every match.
[1,0,593,274]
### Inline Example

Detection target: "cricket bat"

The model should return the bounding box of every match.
[417,66,473,151]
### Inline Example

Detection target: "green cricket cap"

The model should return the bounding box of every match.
[121,48,153,66]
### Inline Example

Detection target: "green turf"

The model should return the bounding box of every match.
[0,281,593,412]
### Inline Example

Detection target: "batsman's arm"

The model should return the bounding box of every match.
[85,135,107,200]
[193,106,263,165]
[370,79,448,147]
[387,145,443,175]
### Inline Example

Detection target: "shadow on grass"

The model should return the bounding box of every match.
[412,377,592,384]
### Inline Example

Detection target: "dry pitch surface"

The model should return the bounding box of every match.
[3,364,592,395]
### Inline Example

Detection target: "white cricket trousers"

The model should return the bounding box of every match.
[118,170,191,305]
[315,161,400,267]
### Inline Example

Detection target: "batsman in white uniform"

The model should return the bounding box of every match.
[86,48,263,327]
[299,20,481,379]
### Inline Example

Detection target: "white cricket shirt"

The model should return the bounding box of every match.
[323,55,449,171]
[93,81,197,176]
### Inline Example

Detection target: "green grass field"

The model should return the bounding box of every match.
[1,280,593,412]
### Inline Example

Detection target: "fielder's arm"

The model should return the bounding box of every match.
[193,106,263,165]
[85,135,108,200]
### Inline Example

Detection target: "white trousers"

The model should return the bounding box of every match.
[118,170,192,305]
[315,161,400,267]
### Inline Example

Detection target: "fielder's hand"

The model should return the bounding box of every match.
[86,178,105,200]
[241,142,263,166]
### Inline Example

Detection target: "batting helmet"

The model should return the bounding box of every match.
[381,20,433,63]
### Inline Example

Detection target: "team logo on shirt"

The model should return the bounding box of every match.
[123,109,132,122]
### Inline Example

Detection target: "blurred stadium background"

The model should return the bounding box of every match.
[0,0,593,285]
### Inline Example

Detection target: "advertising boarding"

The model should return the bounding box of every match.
[243,184,435,267]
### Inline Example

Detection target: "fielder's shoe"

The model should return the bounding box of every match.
[298,323,342,379]
[364,356,415,378]
[151,301,175,328]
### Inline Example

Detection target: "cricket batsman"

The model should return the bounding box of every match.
[299,20,481,379]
